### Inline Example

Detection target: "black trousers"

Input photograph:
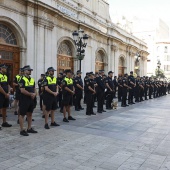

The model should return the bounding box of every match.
[128,88,134,103]
[121,88,127,106]
[118,87,122,101]
[39,94,43,109]
[75,91,83,109]
[144,88,148,99]
[149,88,153,99]
[106,92,114,108]
[86,93,94,114]
[97,89,104,111]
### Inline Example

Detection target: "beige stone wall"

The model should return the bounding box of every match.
[0,0,149,81]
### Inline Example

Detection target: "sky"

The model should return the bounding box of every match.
[108,0,170,26]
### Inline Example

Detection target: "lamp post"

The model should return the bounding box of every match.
[157,60,161,78]
[72,29,88,71]
[134,53,141,75]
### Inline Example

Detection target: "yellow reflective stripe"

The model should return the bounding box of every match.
[22,77,35,87]
[64,77,73,85]
[0,74,7,82]
[46,76,57,85]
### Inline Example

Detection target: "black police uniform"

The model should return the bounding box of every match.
[38,77,44,110]
[121,77,128,107]
[13,74,22,101]
[135,78,140,102]
[105,76,114,109]
[85,77,95,115]
[84,74,89,104]
[118,77,122,102]
[57,74,63,108]
[0,72,9,109]
[96,75,105,112]
[128,75,135,104]
[144,79,149,100]
[62,77,74,106]
[74,75,83,110]
[19,76,36,115]
[43,75,58,111]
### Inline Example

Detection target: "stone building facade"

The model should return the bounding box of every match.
[0,0,149,84]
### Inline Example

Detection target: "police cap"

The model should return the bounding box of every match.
[99,70,104,73]
[108,71,114,74]
[19,68,24,72]
[77,70,82,74]
[59,72,63,75]
[41,74,45,77]
[0,64,7,69]
[130,71,133,74]
[23,65,33,71]
[65,69,72,73]
[47,67,56,72]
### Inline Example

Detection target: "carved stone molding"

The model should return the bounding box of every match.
[33,16,54,30]
[111,45,118,52]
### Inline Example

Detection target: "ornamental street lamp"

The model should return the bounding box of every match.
[135,53,141,62]
[72,29,88,71]
[157,60,161,78]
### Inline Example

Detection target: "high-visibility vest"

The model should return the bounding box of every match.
[64,77,73,85]
[46,76,57,85]
[22,76,35,87]
[0,73,8,83]
[16,75,22,83]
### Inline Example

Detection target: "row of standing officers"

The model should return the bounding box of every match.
[0,64,169,136]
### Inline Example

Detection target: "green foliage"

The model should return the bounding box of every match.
[155,68,165,78]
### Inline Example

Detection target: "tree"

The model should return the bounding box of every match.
[155,68,165,78]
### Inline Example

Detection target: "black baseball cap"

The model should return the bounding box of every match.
[23,65,33,71]
[77,70,82,74]
[0,64,7,68]
[65,69,72,73]
[108,71,114,74]
[47,67,56,72]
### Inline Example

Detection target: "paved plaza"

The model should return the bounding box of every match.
[1,95,170,170]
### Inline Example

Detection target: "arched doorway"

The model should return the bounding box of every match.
[118,56,125,76]
[0,23,20,86]
[57,40,74,74]
[95,50,105,73]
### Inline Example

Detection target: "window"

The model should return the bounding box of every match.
[58,41,72,56]
[165,46,168,53]
[164,65,170,71]
[0,24,17,45]
[0,51,13,60]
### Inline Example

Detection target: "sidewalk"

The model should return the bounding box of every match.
[0,95,170,170]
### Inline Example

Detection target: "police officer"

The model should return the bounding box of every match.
[19,65,37,136]
[113,76,118,98]
[128,71,136,104]
[144,77,149,100]
[43,67,60,129]
[105,71,114,110]
[118,76,123,102]
[0,64,12,128]
[57,73,63,109]
[74,70,84,111]
[62,69,76,122]
[13,68,24,115]
[148,77,154,99]
[84,72,89,104]
[121,75,131,107]
[85,72,96,115]
[38,74,45,111]
[96,70,106,113]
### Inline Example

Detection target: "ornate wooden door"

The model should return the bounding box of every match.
[57,54,73,74]
[0,44,20,86]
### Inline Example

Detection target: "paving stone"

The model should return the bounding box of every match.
[0,96,170,170]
